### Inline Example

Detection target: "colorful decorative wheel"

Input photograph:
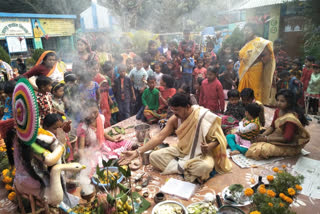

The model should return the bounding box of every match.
[13,78,39,145]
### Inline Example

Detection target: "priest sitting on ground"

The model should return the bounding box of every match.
[119,93,232,183]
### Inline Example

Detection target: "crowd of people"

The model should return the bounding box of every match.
[0,23,319,184]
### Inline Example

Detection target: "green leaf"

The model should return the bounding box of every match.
[102,159,108,168]
[118,165,128,178]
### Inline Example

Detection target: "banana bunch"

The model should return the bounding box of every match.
[116,198,133,214]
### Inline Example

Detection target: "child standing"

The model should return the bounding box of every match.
[51,81,65,116]
[224,89,245,121]
[301,56,315,92]
[142,54,154,77]
[0,82,5,119]
[277,71,290,92]
[1,80,15,121]
[153,62,163,87]
[181,48,195,92]
[35,76,56,125]
[290,59,302,80]
[199,66,225,113]
[306,61,320,115]
[139,76,159,123]
[219,59,238,90]
[193,58,207,81]
[63,72,78,117]
[114,64,136,121]
[129,56,148,114]
[226,103,261,155]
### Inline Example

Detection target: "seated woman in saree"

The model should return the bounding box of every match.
[238,23,276,106]
[246,89,310,160]
[76,101,132,166]
[119,93,232,183]
[144,74,176,123]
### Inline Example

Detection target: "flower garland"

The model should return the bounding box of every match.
[2,167,16,201]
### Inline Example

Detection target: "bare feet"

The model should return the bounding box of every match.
[230,150,241,156]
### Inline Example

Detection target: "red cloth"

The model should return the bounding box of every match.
[199,78,225,113]
[159,87,176,110]
[0,119,14,139]
[301,67,313,91]
[23,64,50,78]
[271,109,298,142]
[94,73,111,127]
[193,67,207,80]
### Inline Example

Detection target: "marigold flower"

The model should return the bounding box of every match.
[258,186,267,194]
[295,184,302,191]
[285,196,293,204]
[288,188,296,196]
[8,192,16,201]
[279,193,285,198]
[282,164,286,168]
[268,202,273,207]
[250,211,261,214]
[2,169,9,176]
[5,184,12,191]
[279,202,284,207]
[267,189,276,197]
[2,176,12,184]
[244,188,254,196]
[12,171,15,176]
[267,175,274,182]
[273,167,279,172]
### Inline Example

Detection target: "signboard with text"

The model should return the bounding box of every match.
[32,18,75,37]
[0,18,33,38]
[6,36,28,53]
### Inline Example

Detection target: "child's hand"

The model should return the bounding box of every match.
[113,136,123,142]
[62,121,72,133]
[132,96,136,102]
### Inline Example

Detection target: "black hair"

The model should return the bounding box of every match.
[167,60,174,65]
[118,64,127,72]
[196,77,204,86]
[314,60,320,68]
[168,93,191,107]
[142,54,152,64]
[17,58,23,63]
[133,56,142,64]
[4,80,16,94]
[159,53,166,58]
[43,113,63,129]
[240,88,255,99]
[274,39,284,45]
[148,40,157,48]
[306,56,316,63]
[292,58,301,67]
[245,103,261,118]
[227,89,240,99]
[51,81,64,93]
[171,49,179,57]
[207,66,219,74]
[35,75,52,89]
[276,89,309,126]
[185,48,192,53]
[43,52,57,62]
[147,75,156,82]
[154,61,161,67]
[0,81,5,91]
[64,72,77,82]
[197,58,204,63]
[162,74,175,88]
[102,61,113,74]
[183,29,191,34]
[180,84,191,93]
[279,71,291,79]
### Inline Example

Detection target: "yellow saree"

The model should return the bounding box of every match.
[246,113,310,160]
[238,37,276,105]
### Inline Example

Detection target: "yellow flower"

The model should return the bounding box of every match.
[250,211,261,214]
[8,192,16,201]
[268,202,274,207]
[288,188,296,196]
[244,188,254,196]
[2,176,13,184]
[279,202,284,207]
[5,184,12,191]
[258,186,267,194]
[285,196,293,204]
[295,184,302,191]
[282,164,286,168]
[267,189,276,197]
[278,170,283,173]
[2,169,9,176]
[12,171,15,176]
[279,193,285,199]
[273,167,279,172]
[267,175,274,182]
